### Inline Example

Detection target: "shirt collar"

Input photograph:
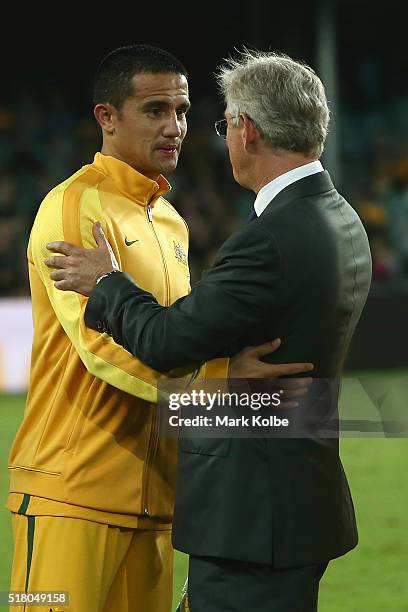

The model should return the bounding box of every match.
[253,160,324,217]
[92,152,171,206]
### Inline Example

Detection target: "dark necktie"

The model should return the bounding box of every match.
[246,208,258,223]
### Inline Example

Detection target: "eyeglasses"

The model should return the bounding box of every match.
[214,116,239,139]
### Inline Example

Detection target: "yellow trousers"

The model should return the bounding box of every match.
[10,513,173,612]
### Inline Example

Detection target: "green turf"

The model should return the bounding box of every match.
[0,393,24,598]
[1,385,407,611]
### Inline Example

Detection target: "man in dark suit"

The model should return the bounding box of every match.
[45,50,372,611]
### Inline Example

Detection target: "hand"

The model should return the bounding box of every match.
[228,339,314,408]
[45,222,120,296]
[229,339,314,379]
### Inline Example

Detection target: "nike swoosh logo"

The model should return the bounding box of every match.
[125,238,139,246]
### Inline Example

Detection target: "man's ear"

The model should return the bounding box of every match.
[94,103,117,135]
[241,113,258,153]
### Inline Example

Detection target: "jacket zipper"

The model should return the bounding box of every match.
[141,405,160,516]
[146,203,171,306]
[141,202,169,516]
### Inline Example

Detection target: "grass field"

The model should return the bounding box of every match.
[1,385,408,611]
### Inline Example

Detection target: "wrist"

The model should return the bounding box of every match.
[95,269,120,285]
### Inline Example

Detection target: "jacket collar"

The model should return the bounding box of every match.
[92,152,171,207]
[261,170,335,217]
[254,161,324,217]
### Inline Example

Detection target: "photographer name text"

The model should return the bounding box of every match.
[168,414,289,428]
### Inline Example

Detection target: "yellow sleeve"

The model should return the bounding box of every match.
[196,358,230,380]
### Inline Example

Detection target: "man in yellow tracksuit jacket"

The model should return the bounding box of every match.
[7,45,229,612]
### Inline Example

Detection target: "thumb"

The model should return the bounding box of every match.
[252,337,281,357]
[93,221,108,248]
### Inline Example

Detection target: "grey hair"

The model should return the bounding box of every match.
[216,49,330,157]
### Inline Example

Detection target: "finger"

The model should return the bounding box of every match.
[250,338,281,358]
[46,241,76,255]
[53,280,73,291]
[50,270,69,281]
[93,221,109,249]
[271,362,314,376]
[54,280,90,297]
[257,363,313,379]
[44,255,71,269]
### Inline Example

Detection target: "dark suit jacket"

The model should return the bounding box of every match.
[85,171,372,567]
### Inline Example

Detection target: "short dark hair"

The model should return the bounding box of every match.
[93,44,188,109]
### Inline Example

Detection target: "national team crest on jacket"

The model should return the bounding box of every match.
[174,241,188,266]
[167,236,189,280]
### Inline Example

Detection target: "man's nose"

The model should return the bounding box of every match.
[162,113,183,137]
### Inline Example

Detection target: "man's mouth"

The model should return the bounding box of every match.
[157,144,178,155]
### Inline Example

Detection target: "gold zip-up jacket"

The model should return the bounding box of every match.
[7,153,228,527]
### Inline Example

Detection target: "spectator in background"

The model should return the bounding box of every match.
[381,158,408,275]
[356,196,399,282]
[369,230,400,281]
[0,168,30,295]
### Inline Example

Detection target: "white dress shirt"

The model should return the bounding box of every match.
[253,160,324,217]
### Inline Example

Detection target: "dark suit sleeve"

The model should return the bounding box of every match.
[85,227,281,372]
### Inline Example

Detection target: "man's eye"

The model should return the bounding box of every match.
[148,108,163,118]
[177,108,188,118]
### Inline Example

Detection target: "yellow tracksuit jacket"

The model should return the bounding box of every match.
[7,153,228,527]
